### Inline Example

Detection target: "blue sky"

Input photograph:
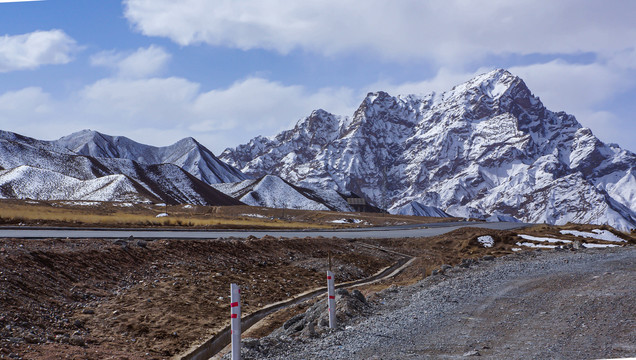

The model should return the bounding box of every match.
[1,0,635,154]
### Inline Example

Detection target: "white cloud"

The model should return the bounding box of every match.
[508,61,631,111]
[365,67,491,97]
[192,77,356,133]
[0,75,358,153]
[0,29,77,72]
[124,0,636,63]
[90,45,171,79]
[0,87,51,113]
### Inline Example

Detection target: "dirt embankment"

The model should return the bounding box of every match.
[0,236,397,359]
[1,223,632,359]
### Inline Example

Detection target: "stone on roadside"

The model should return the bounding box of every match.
[69,334,85,346]
[463,349,481,356]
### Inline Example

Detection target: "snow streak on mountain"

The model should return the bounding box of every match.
[220,69,636,230]
[212,175,353,212]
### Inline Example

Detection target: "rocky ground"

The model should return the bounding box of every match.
[239,246,636,360]
[1,223,633,359]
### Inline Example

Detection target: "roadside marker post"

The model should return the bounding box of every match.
[327,270,336,329]
[230,283,241,360]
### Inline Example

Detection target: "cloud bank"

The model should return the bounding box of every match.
[0,30,77,72]
[0,46,358,152]
[124,0,636,63]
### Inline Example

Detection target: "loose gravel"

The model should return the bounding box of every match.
[247,246,636,360]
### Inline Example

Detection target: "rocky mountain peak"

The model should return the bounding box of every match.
[172,136,200,149]
[296,109,341,136]
[221,69,636,230]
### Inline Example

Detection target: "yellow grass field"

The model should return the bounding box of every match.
[0,199,455,229]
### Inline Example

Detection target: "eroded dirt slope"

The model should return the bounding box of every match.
[0,236,396,359]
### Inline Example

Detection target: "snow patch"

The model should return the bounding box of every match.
[241,213,267,219]
[156,213,169,218]
[516,242,557,249]
[59,201,101,206]
[113,202,134,207]
[477,235,494,248]
[559,229,626,243]
[580,243,620,248]
[329,218,365,224]
[517,234,572,243]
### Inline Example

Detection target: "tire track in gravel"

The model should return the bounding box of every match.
[261,247,635,360]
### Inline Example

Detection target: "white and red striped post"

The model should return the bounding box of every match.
[327,270,336,329]
[230,283,241,360]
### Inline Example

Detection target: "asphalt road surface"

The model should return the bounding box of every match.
[0,221,528,239]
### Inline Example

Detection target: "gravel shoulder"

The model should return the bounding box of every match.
[252,246,636,360]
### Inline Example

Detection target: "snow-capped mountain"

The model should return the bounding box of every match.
[393,201,451,218]
[0,131,241,205]
[211,175,353,211]
[220,69,636,230]
[54,130,247,184]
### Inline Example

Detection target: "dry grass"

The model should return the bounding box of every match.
[0,199,457,229]
[0,200,327,229]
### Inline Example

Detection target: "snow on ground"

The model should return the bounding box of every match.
[517,230,628,250]
[559,229,627,243]
[511,248,522,252]
[241,214,267,219]
[183,205,193,209]
[156,213,169,218]
[329,218,365,224]
[579,243,620,248]
[477,235,494,248]
[59,201,101,206]
[516,242,557,249]
[113,202,134,207]
[518,234,572,243]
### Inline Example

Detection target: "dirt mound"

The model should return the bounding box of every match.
[0,236,395,359]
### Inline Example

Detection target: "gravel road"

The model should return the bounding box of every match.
[251,247,635,360]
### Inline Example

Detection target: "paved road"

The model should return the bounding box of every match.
[0,221,528,239]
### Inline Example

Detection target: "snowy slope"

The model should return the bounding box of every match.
[54,130,247,184]
[221,69,636,230]
[0,131,242,206]
[212,175,353,211]
[0,165,158,203]
[392,201,451,217]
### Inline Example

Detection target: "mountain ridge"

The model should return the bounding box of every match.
[220,69,636,230]
[0,131,242,206]
[54,129,247,184]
